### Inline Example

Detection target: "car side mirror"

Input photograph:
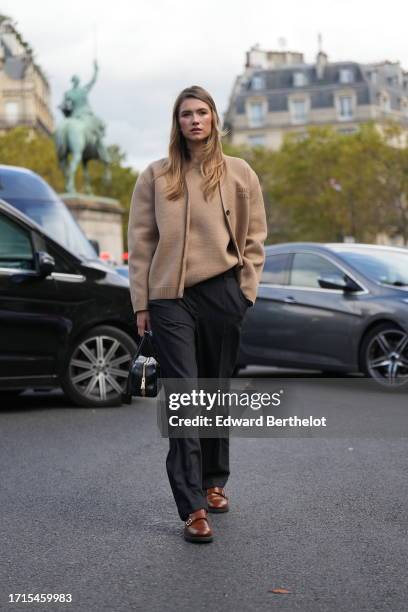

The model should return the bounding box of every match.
[36,251,55,278]
[318,275,360,292]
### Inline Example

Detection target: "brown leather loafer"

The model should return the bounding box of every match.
[206,487,229,513]
[183,508,213,543]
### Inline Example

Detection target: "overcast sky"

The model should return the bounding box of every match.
[2,0,408,171]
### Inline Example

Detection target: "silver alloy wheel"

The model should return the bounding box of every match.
[366,329,408,387]
[69,334,132,402]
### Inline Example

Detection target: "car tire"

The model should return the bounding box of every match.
[360,323,408,388]
[61,325,137,407]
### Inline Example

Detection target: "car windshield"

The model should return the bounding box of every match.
[5,198,97,260]
[332,247,408,286]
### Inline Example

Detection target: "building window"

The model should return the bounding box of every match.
[400,98,408,117]
[251,74,265,91]
[339,69,354,84]
[247,101,266,127]
[337,95,354,120]
[248,134,266,147]
[378,92,391,112]
[5,101,19,124]
[387,75,401,87]
[290,98,308,124]
[293,72,307,87]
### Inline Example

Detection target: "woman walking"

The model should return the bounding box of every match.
[128,85,267,543]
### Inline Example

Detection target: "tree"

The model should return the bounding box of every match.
[224,121,408,245]
[375,123,408,245]
[270,126,345,241]
[223,141,278,243]
[0,128,138,248]
[0,126,65,190]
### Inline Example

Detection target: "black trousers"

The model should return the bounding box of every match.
[148,266,250,520]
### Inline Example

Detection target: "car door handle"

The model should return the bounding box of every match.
[283,296,297,304]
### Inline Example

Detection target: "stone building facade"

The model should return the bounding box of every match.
[224,45,408,149]
[0,16,53,137]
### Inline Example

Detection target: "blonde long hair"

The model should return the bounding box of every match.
[158,86,226,200]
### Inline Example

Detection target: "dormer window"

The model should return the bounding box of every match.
[293,72,307,87]
[339,69,353,84]
[251,74,265,91]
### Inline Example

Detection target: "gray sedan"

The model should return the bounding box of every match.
[238,243,408,387]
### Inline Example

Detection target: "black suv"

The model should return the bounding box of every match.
[0,199,138,407]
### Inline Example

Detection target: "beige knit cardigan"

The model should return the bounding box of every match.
[127,154,267,313]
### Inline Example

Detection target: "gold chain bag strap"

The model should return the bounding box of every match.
[122,331,161,403]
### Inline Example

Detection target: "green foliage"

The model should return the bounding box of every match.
[224,121,408,245]
[0,126,65,190]
[223,141,280,244]
[0,127,138,249]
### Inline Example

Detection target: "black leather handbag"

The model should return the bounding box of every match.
[122,331,161,403]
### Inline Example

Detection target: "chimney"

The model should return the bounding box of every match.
[316,50,328,80]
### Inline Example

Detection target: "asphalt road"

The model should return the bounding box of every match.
[1,370,407,612]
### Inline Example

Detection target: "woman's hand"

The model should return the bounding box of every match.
[136,310,151,337]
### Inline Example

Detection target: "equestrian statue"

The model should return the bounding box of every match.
[54,60,111,193]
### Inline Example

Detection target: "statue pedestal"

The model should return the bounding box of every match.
[60,194,125,263]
